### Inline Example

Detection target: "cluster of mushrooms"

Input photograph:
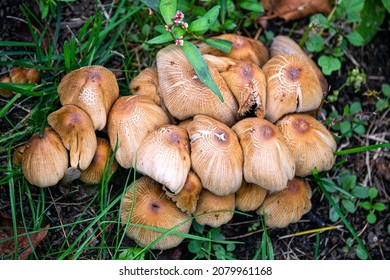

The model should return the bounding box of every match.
[16,34,337,250]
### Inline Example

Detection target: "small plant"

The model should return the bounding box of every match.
[358,187,387,224]
[343,237,369,260]
[327,68,366,103]
[118,247,146,260]
[38,0,76,19]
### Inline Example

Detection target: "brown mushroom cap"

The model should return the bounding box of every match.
[235,180,268,212]
[270,35,328,97]
[58,65,119,130]
[156,44,238,126]
[22,128,69,187]
[256,177,312,228]
[79,138,118,184]
[120,176,192,250]
[47,104,97,170]
[194,188,235,228]
[198,34,269,67]
[262,54,323,123]
[276,113,337,176]
[232,117,295,192]
[107,95,171,169]
[0,76,13,98]
[10,66,40,84]
[164,170,203,214]
[220,60,267,118]
[136,124,191,194]
[187,115,243,196]
[13,143,27,165]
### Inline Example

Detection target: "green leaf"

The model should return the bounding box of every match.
[342,199,356,213]
[368,187,378,199]
[220,0,227,23]
[376,99,389,111]
[141,0,159,11]
[238,0,264,12]
[340,120,352,136]
[351,186,369,199]
[367,213,377,224]
[226,243,236,252]
[188,240,202,254]
[305,34,324,53]
[352,123,366,135]
[192,220,204,234]
[359,201,372,211]
[321,178,338,193]
[382,0,390,12]
[355,245,369,259]
[147,28,185,44]
[318,55,341,75]
[160,0,177,24]
[346,31,364,47]
[188,5,220,36]
[329,206,340,222]
[350,101,362,114]
[118,248,146,260]
[373,202,386,212]
[338,174,357,191]
[337,0,365,23]
[181,41,224,102]
[203,38,233,53]
[382,83,390,97]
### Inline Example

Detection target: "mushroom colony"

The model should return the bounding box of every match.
[17,34,337,250]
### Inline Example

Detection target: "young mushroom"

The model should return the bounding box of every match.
[262,54,323,123]
[22,128,69,187]
[58,65,119,130]
[120,176,192,250]
[187,115,243,196]
[235,180,268,212]
[256,177,312,228]
[136,124,191,194]
[232,118,295,192]
[276,113,337,176]
[47,104,97,170]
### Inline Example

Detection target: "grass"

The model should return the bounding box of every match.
[0,0,389,260]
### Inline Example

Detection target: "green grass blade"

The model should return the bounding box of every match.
[334,143,390,155]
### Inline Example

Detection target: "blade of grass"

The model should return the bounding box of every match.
[334,143,390,156]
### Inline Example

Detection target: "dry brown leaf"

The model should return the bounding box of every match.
[0,211,50,259]
[262,0,332,21]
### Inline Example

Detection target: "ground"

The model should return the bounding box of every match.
[0,1,389,260]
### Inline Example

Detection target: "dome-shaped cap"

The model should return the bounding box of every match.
[58,65,119,130]
[136,124,191,194]
[120,176,191,250]
[156,44,238,126]
[22,128,69,187]
[262,54,323,123]
[47,104,97,170]
[276,113,337,176]
[235,180,268,212]
[107,95,171,169]
[256,177,312,228]
[232,117,295,192]
[187,115,243,196]
[10,66,40,84]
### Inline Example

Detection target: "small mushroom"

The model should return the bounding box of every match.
[47,104,97,170]
[0,77,13,98]
[12,143,27,165]
[187,115,243,196]
[193,188,235,228]
[256,177,312,228]
[232,118,295,192]
[198,34,269,67]
[22,128,69,187]
[9,66,40,84]
[120,176,192,250]
[262,54,323,123]
[156,44,238,126]
[136,124,191,194]
[79,138,118,184]
[235,180,268,212]
[276,113,337,176]
[58,65,119,130]
[107,95,171,169]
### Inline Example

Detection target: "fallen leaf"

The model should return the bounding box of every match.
[0,211,50,259]
[262,0,332,21]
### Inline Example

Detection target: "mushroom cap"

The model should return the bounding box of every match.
[13,143,26,165]
[232,117,295,192]
[164,170,203,214]
[220,60,267,117]
[276,113,337,176]
[10,66,40,84]
[235,180,268,212]
[120,176,191,250]
[156,44,238,126]
[136,124,191,194]
[22,128,69,187]
[187,115,243,196]
[79,138,118,184]
[107,95,171,169]
[58,65,119,130]
[270,35,328,97]
[47,104,97,170]
[0,76,13,98]
[194,188,235,228]
[256,177,312,228]
[262,54,323,123]
[198,34,269,67]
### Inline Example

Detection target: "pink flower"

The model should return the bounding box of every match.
[165,24,173,32]
[181,22,188,29]
[175,36,184,46]
[172,10,184,26]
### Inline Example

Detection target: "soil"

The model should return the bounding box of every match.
[0,1,389,260]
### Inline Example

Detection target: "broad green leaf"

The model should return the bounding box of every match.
[373,202,386,211]
[368,187,378,199]
[203,38,233,53]
[339,120,352,136]
[305,34,324,52]
[346,31,364,47]
[310,13,330,28]
[147,28,185,44]
[321,178,338,193]
[352,122,366,135]
[318,55,341,75]
[188,240,202,253]
[188,5,220,36]
[181,41,224,102]
[338,174,357,191]
[226,243,235,252]
[118,248,146,260]
[329,206,340,222]
[359,201,371,211]
[154,24,167,33]
[342,199,356,213]
[220,0,227,23]
[335,0,364,23]
[355,245,369,259]
[238,0,264,12]
[192,220,205,234]
[350,101,362,114]
[367,213,377,224]
[376,99,389,111]
[351,186,369,199]
[382,0,390,12]
[382,83,390,97]
[141,0,159,11]
[160,0,177,24]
